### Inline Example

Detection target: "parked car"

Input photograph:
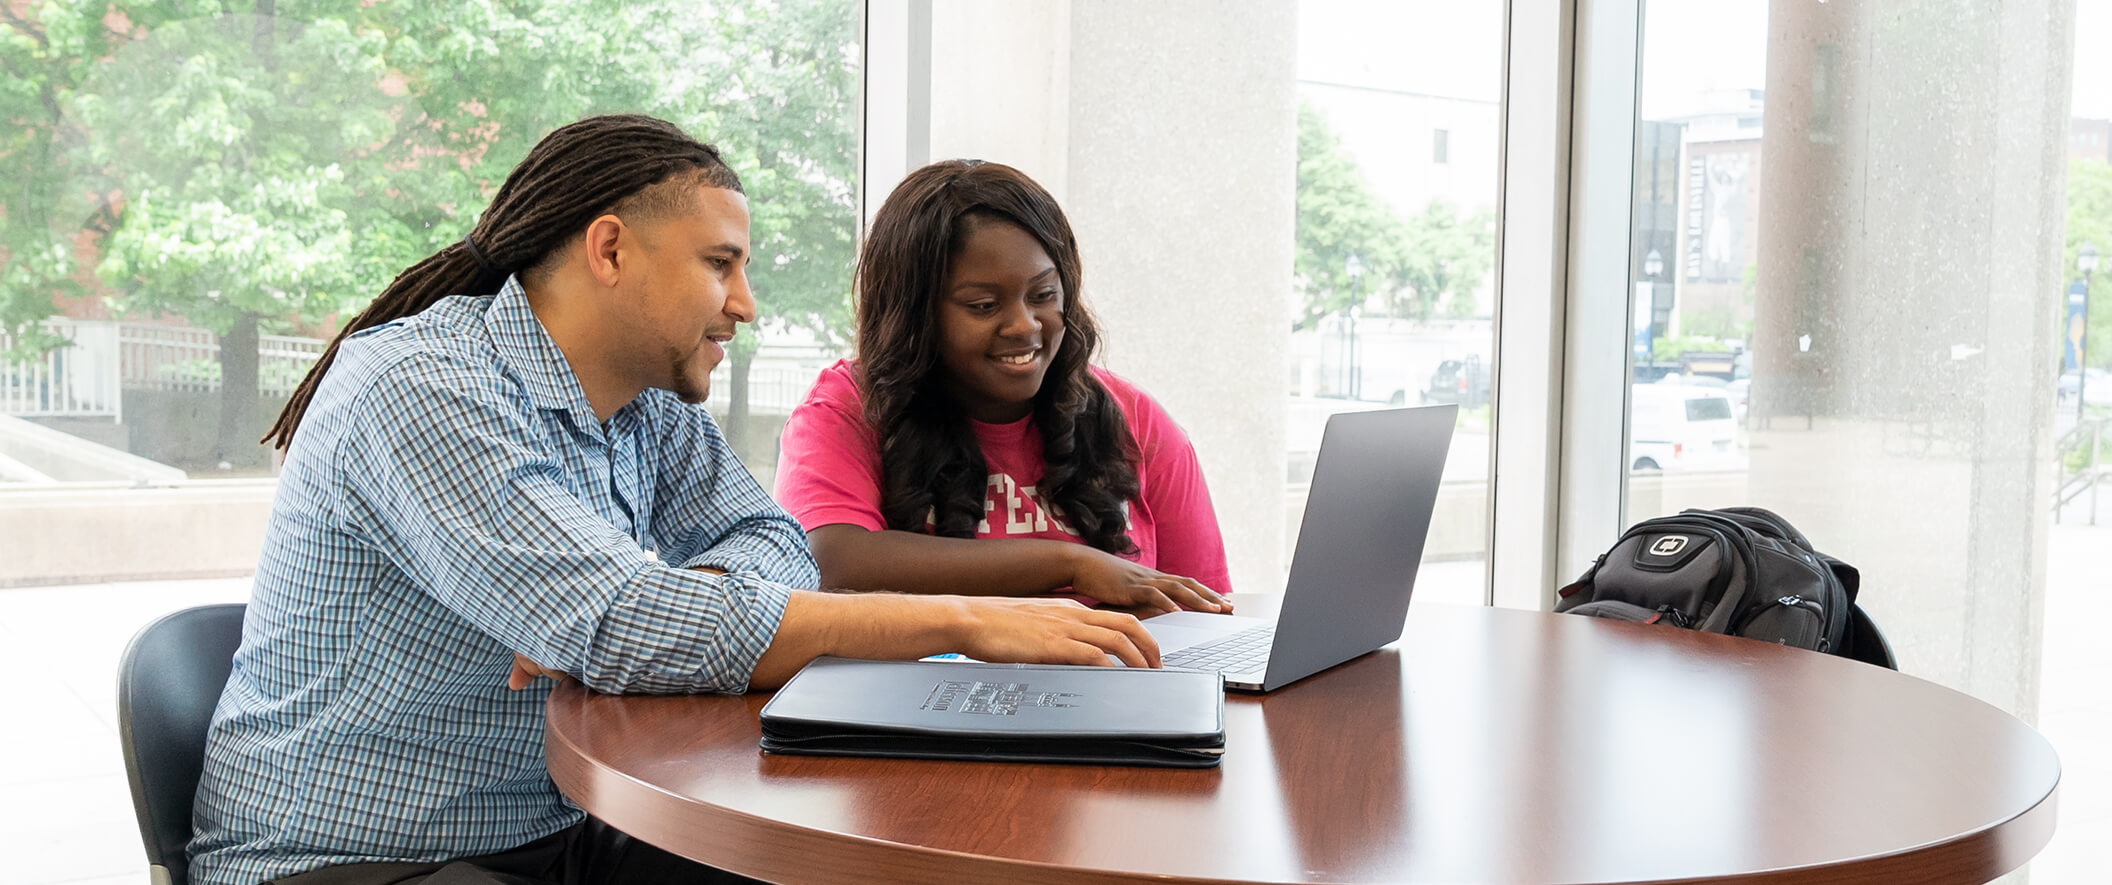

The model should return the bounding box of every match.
[1655,372,1727,390]
[1649,372,1746,420]
[1632,361,1682,384]
[2057,368,2112,407]
[1629,383,1743,472]
[1418,356,1490,408]
[1725,378,1750,420]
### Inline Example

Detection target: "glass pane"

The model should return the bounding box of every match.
[1291,0,1503,606]
[911,0,1504,603]
[1626,1,2105,879]
[1,0,859,582]
[0,3,857,878]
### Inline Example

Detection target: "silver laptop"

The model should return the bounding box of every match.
[1145,404,1455,692]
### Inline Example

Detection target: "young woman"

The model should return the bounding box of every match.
[773,159,1233,614]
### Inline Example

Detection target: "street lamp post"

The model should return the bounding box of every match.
[1635,249,1664,365]
[1345,254,1365,400]
[2081,244,2099,423]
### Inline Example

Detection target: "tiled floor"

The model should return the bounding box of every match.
[2026,523,2112,882]
[2,528,2105,884]
[0,577,252,885]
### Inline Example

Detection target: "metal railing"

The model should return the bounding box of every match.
[710,364,823,416]
[259,335,329,397]
[117,324,216,393]
[119,324,326,398]
[2055,415,2107,525]
[12,317,821,418]
[0,320,123,420]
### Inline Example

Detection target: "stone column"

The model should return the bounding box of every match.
[928,0,1297,590]
[1753,0,2073,721]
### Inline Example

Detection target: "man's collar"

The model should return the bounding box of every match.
[485,275,600,421]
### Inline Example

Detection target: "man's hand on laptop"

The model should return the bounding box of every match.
[954,597,1164,669]
[508,595,1163,691]
[1067,549,1231,615]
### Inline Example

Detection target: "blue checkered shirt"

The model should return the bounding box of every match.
[188,277,816,885]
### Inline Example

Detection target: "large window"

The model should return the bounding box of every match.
[8,1,2100,881]
[1621,1,2106,879]
[0,0,860,588]
[0,5,857,878]
[1294,0,1502,606]
[893,0,1504,604]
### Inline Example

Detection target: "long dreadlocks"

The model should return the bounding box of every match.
[261,114,742,450]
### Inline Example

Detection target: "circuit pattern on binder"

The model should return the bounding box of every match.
[920,680,1081,715]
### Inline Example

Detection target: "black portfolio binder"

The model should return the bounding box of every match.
[758,657,1226,768]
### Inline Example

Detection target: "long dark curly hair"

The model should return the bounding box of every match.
[856,160,1140,554]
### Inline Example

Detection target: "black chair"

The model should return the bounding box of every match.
[1844,604,1899,670]
[119,603,245,885]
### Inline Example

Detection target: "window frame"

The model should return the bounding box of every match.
[858,0,1627,610]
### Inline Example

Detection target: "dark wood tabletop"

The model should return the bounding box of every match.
[544,597,2060,884]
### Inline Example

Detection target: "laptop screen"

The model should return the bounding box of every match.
[1263,405,1456,690]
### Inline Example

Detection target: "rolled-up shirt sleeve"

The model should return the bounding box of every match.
[647,398,820,589]
[334,352,790,695]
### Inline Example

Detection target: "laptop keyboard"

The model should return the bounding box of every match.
[1163,624,1275,674]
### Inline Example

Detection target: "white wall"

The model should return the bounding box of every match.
[921,0,1298,592]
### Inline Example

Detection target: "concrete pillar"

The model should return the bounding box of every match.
[927,0,1296,591]
[1753,0,2072,721]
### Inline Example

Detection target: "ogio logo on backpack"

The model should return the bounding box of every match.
[1649,535,1689,556]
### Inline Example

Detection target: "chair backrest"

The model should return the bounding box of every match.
[1844,603,1899,670]
[119,603,245,885]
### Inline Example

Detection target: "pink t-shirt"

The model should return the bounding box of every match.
[773,359,1233,594]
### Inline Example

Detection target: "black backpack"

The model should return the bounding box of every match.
[1555,507,1896,669]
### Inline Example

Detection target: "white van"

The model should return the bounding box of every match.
[1629,383,1742,472]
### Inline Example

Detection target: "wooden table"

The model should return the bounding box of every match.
[544,598,2060,884]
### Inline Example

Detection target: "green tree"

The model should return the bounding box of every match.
[1,0,131,358]
[1294,102,1494,328]
[1294,101,1405,330]
[656,1,859,451]
[1399,201,1495,320]
[2065,159,2112,373]
[2,0,858,466]
[72,9,407,465]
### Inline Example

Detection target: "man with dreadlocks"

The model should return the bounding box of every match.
[188,115,1161,885]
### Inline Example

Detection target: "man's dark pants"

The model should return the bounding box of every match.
[266,818,761,885]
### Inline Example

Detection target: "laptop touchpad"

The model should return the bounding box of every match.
[1144,611,1268,653]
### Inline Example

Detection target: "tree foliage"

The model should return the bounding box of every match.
[1399,199,1497,320]
[2,0,858,459]
[1293,101,1494,329]
[2065,159,2112,371]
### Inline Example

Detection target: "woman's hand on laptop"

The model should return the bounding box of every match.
[1067,549,1231,615]
[953,597,1164,669]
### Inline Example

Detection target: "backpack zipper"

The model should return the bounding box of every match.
[1652,605,1696,628]
[1733,595,1832,653]
[1665,512,1764,632]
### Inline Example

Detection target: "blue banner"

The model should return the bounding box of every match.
[1633,282,1654,362]
[2067,281,2089,373]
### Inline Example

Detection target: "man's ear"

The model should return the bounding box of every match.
[580,214,627,287]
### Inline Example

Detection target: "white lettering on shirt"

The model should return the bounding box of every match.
[976,474,1078,537]
[978,477,998,533]
[934,479,1081,538]
[1004,475,1043,534]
